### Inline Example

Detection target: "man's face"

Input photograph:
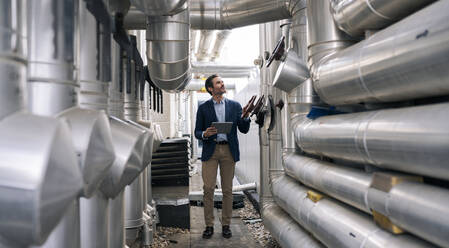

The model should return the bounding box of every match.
[209,76,226,95]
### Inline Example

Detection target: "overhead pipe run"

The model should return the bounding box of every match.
[271,175,435,248]
[146,7,191,92]
[190,0,306,30]
[210,30,231,61]
[130,0,187,16]
[330,0,436,37]
[313,0,449,105]
[284,153,449,247]
[195,30,216,62]
[295,102,449,181]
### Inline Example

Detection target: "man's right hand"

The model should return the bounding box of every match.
[204,127,218,138]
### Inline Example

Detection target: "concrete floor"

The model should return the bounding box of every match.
[163,162,261,247]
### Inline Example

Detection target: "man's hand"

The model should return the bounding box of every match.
[241,95,257,119]
[204,127,218,138]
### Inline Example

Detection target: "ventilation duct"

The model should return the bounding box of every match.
[330,0,436,37]
[130,0,187,16]
[195,30,216,62]
[210,30,231,61]
[312,0,449,105]
[283,153,449,247]
[0,1,83,246]
[262,202,324,248]
[146,8,191,92]
[0,113,82,246]
[271,175,434,247]
[0,0,27,120]
[295,102,449,181]
[190,0,306,29]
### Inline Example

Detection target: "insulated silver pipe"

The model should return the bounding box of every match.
[330,0,436,37]
[109,191,125,248]
[283,153,449,247]
[109,39,124,119]
[262,201,324,248]
[0,0,27,120]
[27,0,78,116]
[147,8,191,92]
[314,0,449,105]
[131,0,187,16]
[195,30,216,62]
[271,175,434,248]
[306,0,356,76]
[190,0,306,30]
[295,102,449,181]
[210,30,231,61]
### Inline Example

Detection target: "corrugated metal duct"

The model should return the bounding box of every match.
[146,7,191,92]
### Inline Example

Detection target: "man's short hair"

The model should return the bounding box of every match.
[205,74,219,95]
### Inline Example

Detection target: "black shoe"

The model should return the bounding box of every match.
[222,225,232,239]
[202,226,214,239]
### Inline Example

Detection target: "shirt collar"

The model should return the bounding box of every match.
[212,97,226,105]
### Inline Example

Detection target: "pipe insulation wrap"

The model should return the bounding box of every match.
[146,8,191,92]
[271,175,435,248]
[262,202,324,248]
[330,0,436,37]
[295,102,449,181]
[190,0,306,30]
[314,0,449,105]
[283,153,449,247]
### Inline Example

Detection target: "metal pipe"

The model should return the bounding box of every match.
[123,6,147,30]
[146,7,191,92]
[210,30,231,61]
[195,30,216,62]
[262,201,324,248]
[295,102,449,181]
[80,192,110,248]
[283,153,449,247]
[306,0,356,77]
[313,0,449,105]
[0,0,27,120]
[130,0,187,16]
[330,0,436,37]
[0,112,82,246]
[125,175,145,245]
[109,39,124,119]
[271,175,434,248]
[190,0,306,30]
[108,191,125,248]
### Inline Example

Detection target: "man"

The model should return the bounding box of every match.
[194,74,252,239]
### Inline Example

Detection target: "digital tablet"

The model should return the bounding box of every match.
[211,122,233,134]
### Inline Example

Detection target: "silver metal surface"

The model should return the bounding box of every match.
[271,175,434,248]
[80,192,109,248]
[210,30,231,61]
[195,30,216,62]
[108,191,125,248]
[0,0,27,120]
[273,49,309,92]
[295,102,449,180]
[27,0,76,86]
[125,175,145,229]
[331,0,435,37]
[100,117,145,198]
[124,52,139,122]
[0,113,82,246]
[131,0,187,16]
[58,107,115,197]
[109,39,124,119]
[283,153,449,247]
[146,8,191,92]
[191,63,256,78]
[262,201,324,248]
[306,0,355,76]
[78,1,110,111]
[314,0,449,105]
[190,0,306,30]
[123,6,147,30]
[126,120,154,168]
[31,199,80,248]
